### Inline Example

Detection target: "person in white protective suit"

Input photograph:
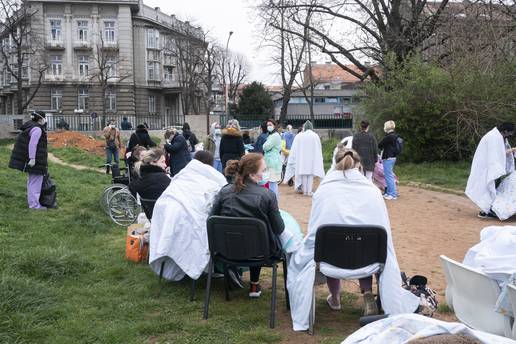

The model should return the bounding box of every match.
[149,151,227,281]
[466,122,515,220]
[287,149,419,331]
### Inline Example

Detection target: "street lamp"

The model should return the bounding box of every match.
[224,31,233,122]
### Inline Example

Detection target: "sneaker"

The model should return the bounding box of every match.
[295,186,303,194]
[383,194,397,200]
[478,211,497,219]
[249,283,262,298]
[326,294,341,311]
[227,267,244,289]
[362,291,379,316]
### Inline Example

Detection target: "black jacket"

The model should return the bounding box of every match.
[129,165,170,219]
[127,128,156,153]
[210,182,285,257]
[182,130,199,152]
[9,121,48,175]
[378,132,398,159]
[219,128,245,170]
[164,134,192,176]
[352,131,378,172]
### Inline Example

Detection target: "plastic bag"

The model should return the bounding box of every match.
[39,174,57,208]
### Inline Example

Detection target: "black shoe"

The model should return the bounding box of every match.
[478,211,497,219]
[288,178,294,187]
[227,267,244,289]
[106,166,110,174]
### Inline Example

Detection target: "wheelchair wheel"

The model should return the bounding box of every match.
[107,189,140,226]
[100,183,128,215]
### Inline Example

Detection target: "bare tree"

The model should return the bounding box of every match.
[198,34,221,133]
[0,0,47,115]
[217,50,248,114]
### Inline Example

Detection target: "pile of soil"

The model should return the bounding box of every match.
[48,131,106,156]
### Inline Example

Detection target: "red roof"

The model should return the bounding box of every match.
[304,63,365,85]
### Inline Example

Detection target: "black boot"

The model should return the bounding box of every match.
[106,165,110,174]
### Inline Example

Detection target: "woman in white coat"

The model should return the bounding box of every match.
[287,149,419,331]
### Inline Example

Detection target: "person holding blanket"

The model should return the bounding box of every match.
[262,119,282,200]
[287,149,419,331]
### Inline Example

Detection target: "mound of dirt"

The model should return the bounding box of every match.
[48,131,106,156]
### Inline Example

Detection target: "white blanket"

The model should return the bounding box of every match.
[149,159,228,281]
[287,169,419,331]
[466,127,507,213]
[492,171,516,221]
[463,225,516,316]
[283,129,325,188]
[341,313,515,344]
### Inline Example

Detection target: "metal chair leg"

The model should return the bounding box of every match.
[308,278,316,335]
[158,260,166,296]
[282,259,290,310]
[223,264,231,301]
[203,259,214,320]
[190,277,196,302]
[270,263,278,329]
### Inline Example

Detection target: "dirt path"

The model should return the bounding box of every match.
[47,152,105,173]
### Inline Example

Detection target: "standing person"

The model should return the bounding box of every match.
[219,119,245,171]
[252,121,269,154]
[204,122,223,173]
[282,124,295,150]
[9,111,49,209]
[127,123,156,153]
[352,120,378,181]
[182,122,199,158]
[121,117,133,130]
[164,128,191,176]
[102,119,122,174]
[284,120,325,196]
[466,122,515,219]
[262,119,282,200]
[378,120,399,200]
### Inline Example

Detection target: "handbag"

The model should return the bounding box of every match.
[125,224,149,263]
[39,174,57,208]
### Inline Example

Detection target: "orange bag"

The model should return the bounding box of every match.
[126,224,149,263]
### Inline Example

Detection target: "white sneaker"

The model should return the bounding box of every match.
[383,194,397,200]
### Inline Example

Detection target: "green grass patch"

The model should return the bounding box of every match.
[49,146,106,167]
[437,302,454,314]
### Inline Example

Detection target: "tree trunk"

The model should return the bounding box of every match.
[279,90,291,125]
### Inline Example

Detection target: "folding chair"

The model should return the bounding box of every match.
[439,255,455,310]
[507,284,516,340]
[309,224,388,335]
[203,216,289,329]
[441,255,512,337]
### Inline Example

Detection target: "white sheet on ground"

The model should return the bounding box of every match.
[465,127,507,213]
[149,159,228,281]
[283,130,325,188]
[287,168,419,331]
[463,225,516,317]
[341,313,515,344]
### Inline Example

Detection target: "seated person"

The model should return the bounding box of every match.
[149,151,227,281]
[210,153,290,298]
[128,148,170,220]
[287,149,419,331]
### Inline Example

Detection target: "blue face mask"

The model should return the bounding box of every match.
[257,172,269,186]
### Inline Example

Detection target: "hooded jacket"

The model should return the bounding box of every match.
[9,121,48,175]
[219,128,245,170]
[164,133,192,176]
[127,127,156,153]
[129,164,171,219]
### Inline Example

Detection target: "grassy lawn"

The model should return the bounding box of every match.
[1,142,360,344]
[49,146,106,167]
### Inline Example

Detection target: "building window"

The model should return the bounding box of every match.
[78,87,89,110]
[148,95,156,114]
[77,20,88,41]
[105,88,116,111]
[147,62,159,81]
[147,50,160,61]
[323,84,330,90]
[50,19,62,41]
[147,29,159,49]
[164,66,174,80]
[79,55,89,77]
[104,21,115,42]
[51,55,62,76]
[314,97,325,103]
[21,66,28,79]
[106,56,117,78]
[51,88,62,110]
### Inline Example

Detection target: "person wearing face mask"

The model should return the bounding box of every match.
[204,122,223,173]
[9,111,49,209]
[211,153,290,298]
[129,148,171,220]
[262,119,283,201]
[102,119,122,174]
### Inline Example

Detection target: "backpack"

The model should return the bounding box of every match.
[401,273,438,317]
[394,135,404,156]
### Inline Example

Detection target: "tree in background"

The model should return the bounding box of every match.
[237,81,274,119]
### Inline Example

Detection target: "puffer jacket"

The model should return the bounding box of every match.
[129,164,171,219]
[9,121,48,175]
[219,128,245,170]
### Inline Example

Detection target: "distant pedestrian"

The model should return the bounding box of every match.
[127,123,156,153]
[102,119,122,174]
[378,120,399,200]
[252,121,269,154]
[262,119,282,201]
[204,122,223,173]
[9,111,49,209]
[121,117,133,130]
[182,122,199,158]
[219,119,245,171]
[282,124,295,150]
[164,128,191,176]
[352,120,378,181]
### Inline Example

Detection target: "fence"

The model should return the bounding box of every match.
[234,114,353,130]
[45,114,185,132]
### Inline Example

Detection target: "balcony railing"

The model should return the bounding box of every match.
[45,74,64,82]
[46,40,65,50]
[73,41,92,50]
[101,41,119,50]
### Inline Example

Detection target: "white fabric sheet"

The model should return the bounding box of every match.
[149,159,228,281]
[287,169,419,331]
[341,313,516,344]
[283,130,325,188]
[492,172,516,221]
[466,127,507,213]
[463,225,516,317]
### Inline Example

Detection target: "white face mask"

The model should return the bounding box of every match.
[39,118,47,126]
[267,125,274,133]
[214,128,221,135]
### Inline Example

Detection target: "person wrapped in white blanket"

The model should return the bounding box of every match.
[287,149,419,331]
[466,122,516,220]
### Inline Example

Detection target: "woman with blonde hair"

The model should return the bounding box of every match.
[287,148,419,331]
[378,120,399,200]
[219,119,245,171]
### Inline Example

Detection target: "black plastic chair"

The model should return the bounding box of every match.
[203,215,289,329]
[309,224,388,335]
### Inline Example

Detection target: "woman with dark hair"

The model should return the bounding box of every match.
[164,128,192,176]
[352,120,378,181]
[193,150,214,167]
[211,153,288,298]
[127,123,156,153]
[252,121,269,154]
[182,122,199,157]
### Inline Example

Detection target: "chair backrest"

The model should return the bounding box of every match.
[136,193,157,220]
[439,255,455,308]
[506,284,516,340]
[314,225,387,269]
[206,216,271,262]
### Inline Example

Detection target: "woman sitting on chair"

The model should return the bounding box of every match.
[211,153,290,298]
[287,149,420,332]
[129,148,170,220]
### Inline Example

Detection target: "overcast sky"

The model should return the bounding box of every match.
[143,0,281,85]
